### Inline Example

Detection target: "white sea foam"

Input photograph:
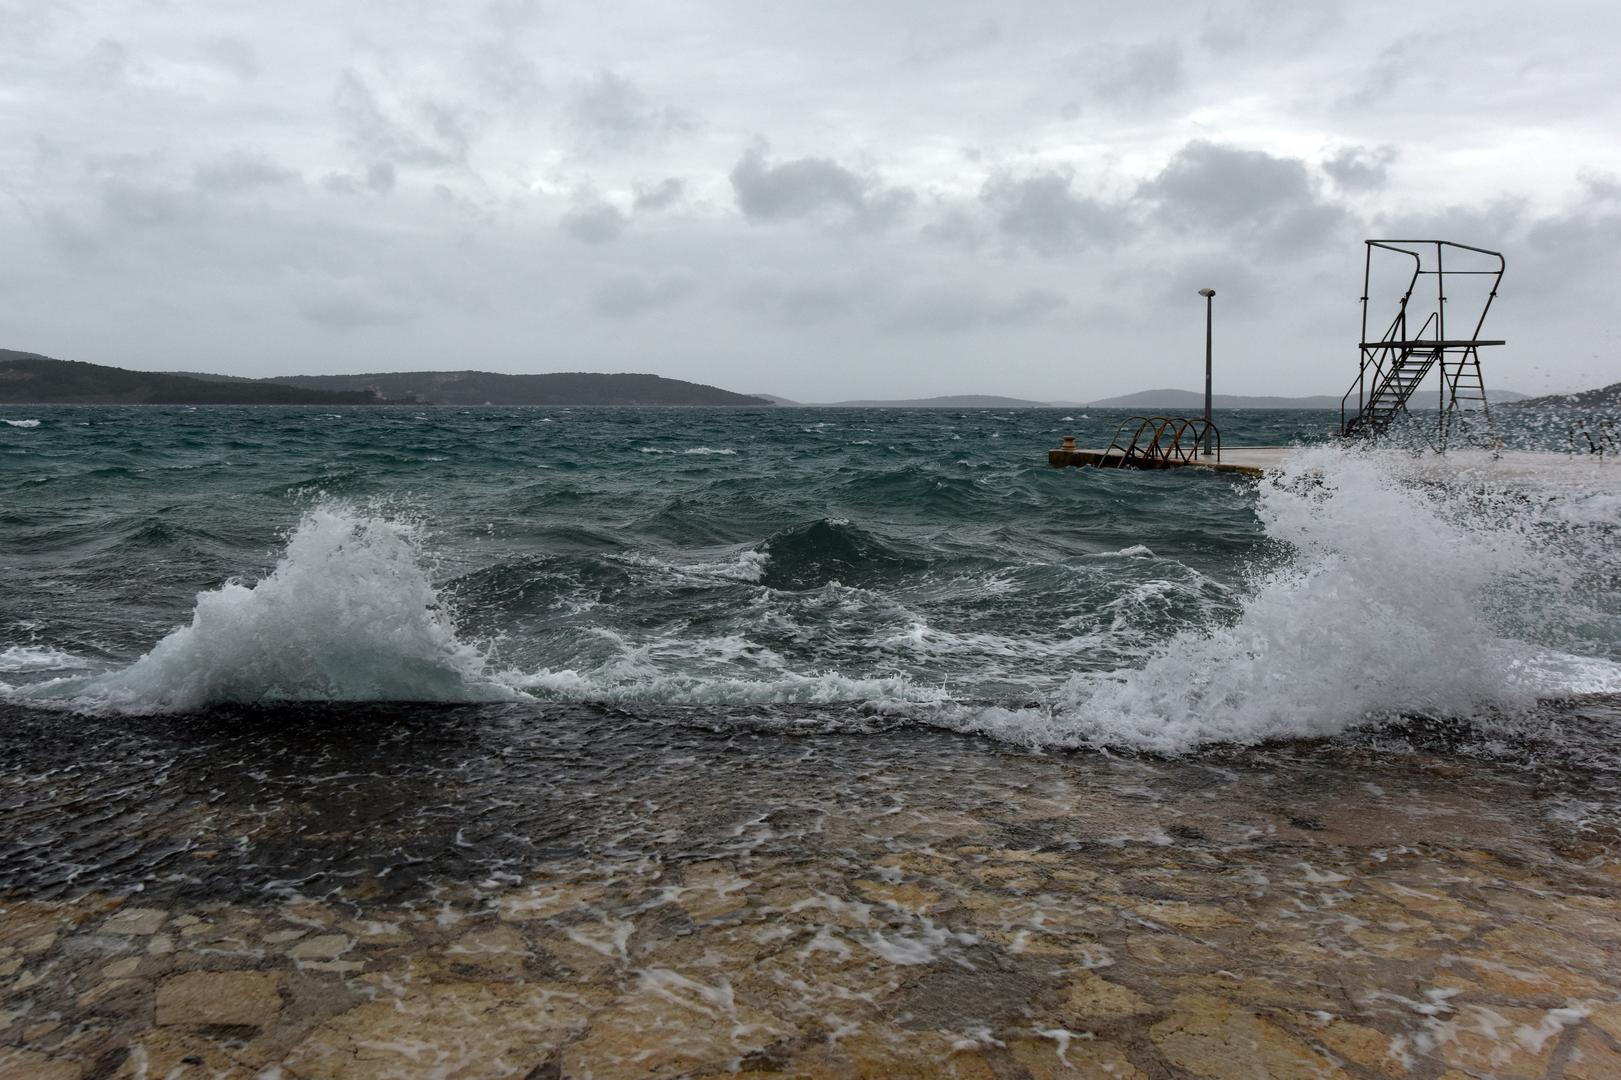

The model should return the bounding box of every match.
[940,445,1621,752]
[3,418,41,428]
[0,645,84,672]
[27,506,510,712]
[612,546,770,583]
[638,446,737,455]
[14,445,1618,738]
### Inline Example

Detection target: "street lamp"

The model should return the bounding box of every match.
[1198,288,1215,456]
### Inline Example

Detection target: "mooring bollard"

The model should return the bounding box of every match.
[1061,435,1076,451]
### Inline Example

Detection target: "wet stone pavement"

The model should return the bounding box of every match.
[2,702,1620,1079]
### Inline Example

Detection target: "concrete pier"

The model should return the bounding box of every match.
[1050,445,1621,491]
[1048,446,1291,478]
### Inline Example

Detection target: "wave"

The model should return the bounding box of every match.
[757,518,925,590]
[19,506,510,712]
[938,445,1621,752]
[0,645,86,673]
[10,447,1620,748]
[3,419,40,428]
[638,446,737,456]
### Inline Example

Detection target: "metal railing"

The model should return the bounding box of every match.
[1570,418,1618,459]
[1341,239,1506,446]
[1340,311,1437,436]
[1099,415,1221,467]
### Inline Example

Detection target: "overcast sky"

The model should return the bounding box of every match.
[2,1,1618,400]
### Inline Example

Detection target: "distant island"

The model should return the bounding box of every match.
[764,388,1533,409]
[1080,387,1532,410]
[260,370,770,407]
[5,349,1562,410]
[0,351,773,407]
[1503,382,1621,409]
[821,394,1055,408]
[0,351,374,406]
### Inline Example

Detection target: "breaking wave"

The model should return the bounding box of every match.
[941,445,1621,752]
[19,507,510,712]
[9,447,1620,751]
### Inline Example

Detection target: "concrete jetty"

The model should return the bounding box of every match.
[1050,442,1621,492]
[1049,445,1287,478]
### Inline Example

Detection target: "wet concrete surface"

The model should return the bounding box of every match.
[2,701,1620,1078]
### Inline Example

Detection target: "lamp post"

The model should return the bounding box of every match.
[1198,288,1215,456]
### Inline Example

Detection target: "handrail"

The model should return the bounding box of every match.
[1101,415,1221,466]
[1341,311,1438,434]
[1347,240,1506,445]
[1571,418,1618,459]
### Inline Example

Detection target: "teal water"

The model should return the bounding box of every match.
[1,404,1618,749]
[3,403,1621,907]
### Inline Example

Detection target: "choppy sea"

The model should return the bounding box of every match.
[5,404,1621,1076]
[1,404,1619,888]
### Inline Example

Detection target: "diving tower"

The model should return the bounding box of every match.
[1339,239,1505,448]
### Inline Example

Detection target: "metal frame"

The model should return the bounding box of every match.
[1097,415,1221,468]
[1571,418,1618,459]
[1340,240,1505,448]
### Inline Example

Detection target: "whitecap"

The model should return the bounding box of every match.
[0,645,84,673]
[24,505,512,712]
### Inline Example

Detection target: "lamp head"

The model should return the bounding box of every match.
[1198,288,1216,298]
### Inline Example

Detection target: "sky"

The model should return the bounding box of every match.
[2,1,1619,401]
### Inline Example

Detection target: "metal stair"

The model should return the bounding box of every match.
[1339,240,1506,448]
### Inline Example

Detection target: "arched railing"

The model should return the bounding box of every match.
[1098,416,1222,467]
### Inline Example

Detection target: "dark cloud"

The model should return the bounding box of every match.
[569,71,691,148]
[981,171,1131,255]
[1520,195,1621,301]
[1368,199,1525,253]
[466,0,545,105]
[1140,141,1347,255]
[921,206,987,250]
[84,39,130,90]
[902,19,1001,65]
[1323,145,1398,191]
[559,199,627,244]
[333,70,468,171]
[467,38,543,107]
[740,276,870,326]
[882,286,1068,334]
[1076,38,1185,105]
[1344,38,1424,108]
[42,210,100,256]
[1149,256,1267,317]
[367,161,396,195]
[318,161,395,198]
[1200,1,1343,55]
[1581,172,1621,202]
[591,271,696,319]
[730,142,913,228]
[198,36,259,81]
[298,290,414,330]
[194,150,297,194]
[633,178,685,213]
[101,180,189,229]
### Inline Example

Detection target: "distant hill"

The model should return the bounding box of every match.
[0,352,374,406]
[1084,387,1531,410]
[1503,382,1621,409]
[1,351,774,407]
[823,394,1049,408]
[268,371,772,407]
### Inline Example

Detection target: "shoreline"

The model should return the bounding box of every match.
[3,701,1619,1077]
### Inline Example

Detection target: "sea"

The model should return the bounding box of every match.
[2,404,1620,1075]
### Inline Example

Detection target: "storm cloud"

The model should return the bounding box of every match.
[730,142,914,228]
[0,0,1616,400]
